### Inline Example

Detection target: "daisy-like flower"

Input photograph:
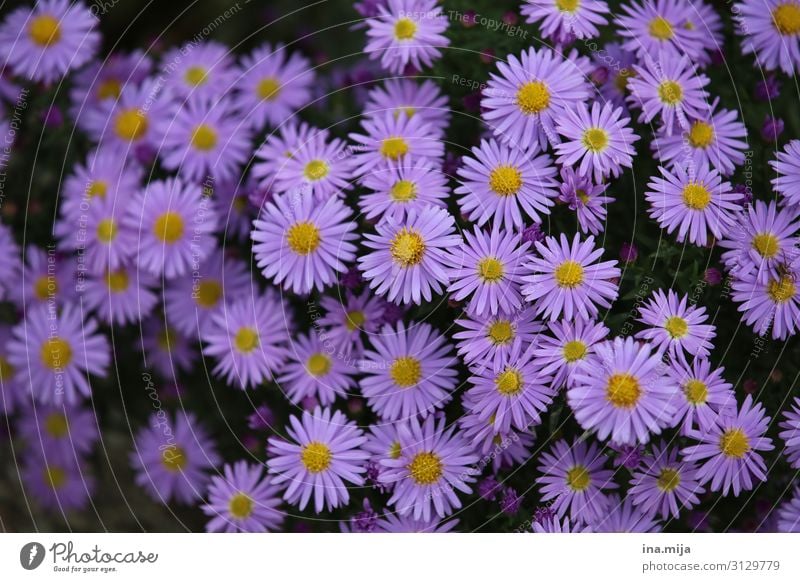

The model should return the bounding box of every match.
[629,441,704,520]
[159,41,239,101]
[536,438,618,525]
[140,317,197,378]
[359,206,460,305]
[628,54,710,135]
[521,0,609,43]
[22,453,94,511]
[720,200,800,283]
[364,78,450,137]
[731,267,800,339]
[126,178,218,279]
[735,0,800,75]
[533,516,593,533]
[0,0,99,83]
[364,0,450,74]
[557,167,614,236]
[252,122,324,191]
[267,407,369,513]
[592,494,661,532]
[0,326,26,414]
[454,306,544,371]
[348,112,443,176]
[130,412,220,504]
[448,227,530,318]
[81,265,159,326]
[522,233,621,322]
[652,98,748,176]
[458,411,535,473]
[645,162,742,247]
[202,461,285,533]
[569,336,678,445]
[157,96,251,183]
[18,402,99,458]
[359,158,449,222]
[777,489,800,532]
[533,318,610,389]
[635,289,716,361]
[771,140,800,207]
[213,180,255,243]
[482,47,592,151]
[10,246,77,310]
[7,304,109,405]
[359,321,458,420]
[377,513,459,533]
[682,395,774,496]
[614,0,706,61]
[455,139,559,230]
[278,333,357,406]
[779,397,800,469]
[232,43,315,130]
[380,415,479,521]
[317,291,386,357]
[252,191,357,295]
[669,358,736,435]
[555,101,639,182]
[595,43,639,109]
[202,293,290,390]
[685,0,725,66]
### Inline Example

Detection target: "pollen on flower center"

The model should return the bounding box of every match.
[87,180,108,199]
[719,428,750,458]
[228,492,254,519]
[516,80,551,114]
[408,451,443,485]
[582,127,610,152]
[683,379,708,405]
[657,80,683,105]
[688,121,715,148]
[114,108,148,141]
[576,189,590,204]
[380,136,410,160]
[495,368,523,396]
[752,232,780,258]
[257,77,281,100]
[0,356,15,382]
[615,68,636,92]
[191,124,218,151]
[390,179,417,202]
[184,66,209,86]
[97,79,122,100]
[390,228,426,267]
[301,441,332,473]
[234,327,260,353]
[487,319,514,345]
[488,165,523,196]
[195,280,222,308]
[554,260,584,288]
[307,352,332,377]
[389,441,402,459]
[767,276,796,303]
[304,159,329,181]
[106,269,129,293]
[648,16,674,40]
[657,467,681,492]
[682,182,711,210]
[157,327,177,351]
[40,337,73,370]
[34,275,57,300]
[286,221,321,255]
[606,372,642,408]
[477,257,504,283]
[394,17,417,40]
[161,446,187,471]
[96,218,118,243]
[773,3,800,35]
[29,14,62,46]
[664,315,689,338]
[566,465,591,491]
[44,466,66,489]
[562,340,587,362]
[555,0,580,12]
[390,356,422,387]
[153,211,185,243]
[345,310,365,331]
[45,412,69,438]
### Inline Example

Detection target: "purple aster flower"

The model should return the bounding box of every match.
[731,267,800,339]
[10,246,77,310]
[645,162,742,246]
[532,318,610,389]
[278,332,357,405]
[557,167,614,236]
[614,0,706,61]
[23,452,94,512]
[340,498,380,532]
[0,225,20,302]
[126,178,218,279]
[569,336,678,445]
[247,404,276,431]
[267,406,368,513]
[612,442,645,470]
[364,0,450,74]
[635,289,716,361]
[317,291,386,357]
[778,489,800,532]
[521,0,609,43]
[377,513,459,532]
[684,0,725,65]
[458,412,535,473]
[213,180,255,243]
[735,0,800,74]
[252,122,324,192]
[629,441,705,519]
[0,326,27,414]
[533,515,593,533]
[7,304,109,405]
[455,139,559,230]
[202,461,285,533]
[595,43,638,109]
[682,395,774,496]
[669,358,736,436]
[756,74,781,101]
[359,321,457,420]
[535,438,618,525]
[620,241,639,262]
[482,47,592,151]
[592,493,661,532]
[359,158,449,222]
[364,78,450,137]
[18,402,99,458]
[81,265,159,326]
[500,486,523,515]
[0,0,99,83]
[252,191,357,295]
[521,223,545,245]
[770,139,800,207]
[364,422,404,466]
[522,233,621,321]
[380,415,479,521]
[477,476,501,501]
[159,41,239,102]
[140,317,196,379]
[448,227,531,317]
[555,101,639,183]
[779,397,800,468]
[359,206,460,305]
[628,54,710,135]
[202,293,290,390]
[761,115,785,142]
[130,411,220,504]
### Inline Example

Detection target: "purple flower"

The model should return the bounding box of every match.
[669,358,736,436]
[377,513,459,532]
[81,265,159,326]
[532,318,610,389]
[779,397,800,469]
[557,167,614,236]
[521,0,609,43]
[620,242,639,263]
[18,402,99,458]
[533,515,592,533]
[139,317,196,379]
[500,486,523,515]
[755,74,781,101]
[635,289,716,361]
[771,139,800,208]
[278,333,357,406]
[592,493,661,532]
[159,41,239,102]
[761,116,785,142]
[202,461,285,532]
[317,291,386,357]
[359,158,449,222]
[614,0,706,61]
[735,0,800,74]
[23,452,95,511]
[364,78,450,138]
[478,476,501,501]
[731,266,800,339]
[778,489,800,532]
[629,441,704,519]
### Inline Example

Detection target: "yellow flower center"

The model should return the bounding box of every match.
[380,136,409,160]
[683,379,708,405]
[228,492,254,519]
[516,81,551,114]
[487,319,514,345]
[488,165,523,196]
[114,108,148,141]
[307,352,332,377]
[562,340,587,363]
[688,121,714,148]
[657,467,681,492]
[191,124,218,151]
[390,228,426,267]
[773,3,800,35]
[184,66,208,87]
[682,182,711,210]
[195,280,222,308]
[303,159,329,181]
[29,14,61,46]
[752,232,780,258]
[555,0,580,12]
[477,257,504,283]
[582,127,609,153]
[97,79,122,100]
[664,315,689,339]
[394,17,417,40]
[408,451,443,485]
[40,337,72,370]
[577,189,590,204]
[606,372,642,409]
[649,16,674,40]
[345,310,365,331]
[96,218,117,243]
[301,441,332,473]
[45,412,69,438]
[554,260,584,288]
[767,276,796,303]
[44,466,66,489]
[286,221,321,255]
[615,68,636,92]
[719,428,750,458]
[157,327,177,351]
[390,179,417,202]
[566,465,591,491]
[657,80,683,105]
[389,356,422,387]
[389,441,402,459]
[87,180,108,199]
[153,211,185,243]
[394,106,416,119]
[106,268,129,293]
[234,327,260,353]
[162,446,187,471]
[495,368,523,396]
[0,356,14,382]
[257,77,281,100]
[34,275,57,300]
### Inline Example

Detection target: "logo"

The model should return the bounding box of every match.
[20,542,46,570]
